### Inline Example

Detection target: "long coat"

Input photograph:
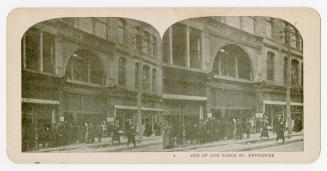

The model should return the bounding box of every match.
[163,126,174,149]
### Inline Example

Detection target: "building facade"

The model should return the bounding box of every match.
[162,16,303,129]
[21,16,303,145]
[21,17,163,138]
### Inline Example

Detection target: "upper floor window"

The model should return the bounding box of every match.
[135,62,140,89]
[118,57,127,86]
[152,35,157,57]
[291,59,299,86]
[152,68,157,93]
[172,23,187,66]
[22,28,55,74]
[224,17,241,29]
[190,28,202,70]
[283,57,288,84]
[265,17,273,39]
[118,19,126,44]
[267,52,275,81]
[241,16,255,34]
[93,18,108,39]
[62,18,76,27]
[281,21,303,51]
[142,65,150,91]
[65,49,104,85]
[212,44,253,80]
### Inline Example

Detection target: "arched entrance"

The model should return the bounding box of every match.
[64,49,106,124]
[209,44,256,122]
[212,44,253,80]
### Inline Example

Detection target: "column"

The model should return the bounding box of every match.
[149,66,153,92]
[298,61,302,86]
[39,31,43,72]
[168,27,173,65]
[185,26,190,68]
[235,56,239,78]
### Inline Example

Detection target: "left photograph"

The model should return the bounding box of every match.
[21,17,163,152]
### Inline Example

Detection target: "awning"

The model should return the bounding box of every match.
[263,100,303,106]
[22,98,59,105]
[114,105,162,112]
[163,94,207,101]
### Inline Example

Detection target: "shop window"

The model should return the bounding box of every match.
[118,57,127,86]
[267,52,275,81]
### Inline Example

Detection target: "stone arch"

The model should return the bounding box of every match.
[211,44,256,80]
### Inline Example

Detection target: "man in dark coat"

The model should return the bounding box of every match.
[144,121,152,137]
[260,116,270,139]
[126,124,136,147]
[111,122,121,144]
[276,117,286,143]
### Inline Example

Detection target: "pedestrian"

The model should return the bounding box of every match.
[88,123,95,143]
[276,117,286,143]
[96,122,103,142]
[260,116,270,139]
[111,122,121,144]
[235,119,243,140]
[163,123,174,149]
[144,120,152,137]
[126,124,136,147]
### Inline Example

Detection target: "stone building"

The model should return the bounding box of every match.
[162,17,303,128]
[21,16,303,142]
[21,17,162,135]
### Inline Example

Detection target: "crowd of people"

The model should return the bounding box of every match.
[22,119,162,151]
[162,115,303,149]
[22,121,111,151]
[22,114,303,151]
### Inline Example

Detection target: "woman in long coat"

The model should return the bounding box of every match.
[163,124,174,149]
[111,122,121,144]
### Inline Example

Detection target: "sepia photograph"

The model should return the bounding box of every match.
[20,16,304,153]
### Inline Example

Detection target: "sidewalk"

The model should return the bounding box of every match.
[33,135,162,152]
[164,131,304,152]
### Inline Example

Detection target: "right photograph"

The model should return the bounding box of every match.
[160,16,303,152]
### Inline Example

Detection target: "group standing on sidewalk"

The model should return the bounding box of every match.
[162,114,303,150]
